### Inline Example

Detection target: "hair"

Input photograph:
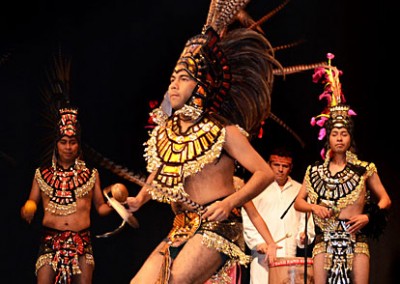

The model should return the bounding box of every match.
[269,146,293,159]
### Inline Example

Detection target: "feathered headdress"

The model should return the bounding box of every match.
[151,0,321,141]
[39,52,82,167]
[310,53,357,158]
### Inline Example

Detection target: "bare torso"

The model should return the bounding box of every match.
[41,190,93,231]
[171,153,236,212]
[338,193,366,219]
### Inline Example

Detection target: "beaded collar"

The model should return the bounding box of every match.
[35,163,96,215]
[144,113,226,204]
[307,151,364,208]
[306,150,377,230]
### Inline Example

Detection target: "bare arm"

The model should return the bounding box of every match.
[344,171,391,234]
[243,201,275,245]
[243,200,280,264]
[367,172,391,210]
[346,171,392,234]
[20,175,41,224]
[126,171,155,213]
[92,171,113,216]
[294,178,331,219]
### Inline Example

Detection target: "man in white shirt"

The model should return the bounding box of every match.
[242,147,315,284]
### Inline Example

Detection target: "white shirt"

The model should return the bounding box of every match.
[242,177,315,284]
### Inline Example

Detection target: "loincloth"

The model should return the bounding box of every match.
[35,227,94,283]
[158,206,250,284]
[313,220,369,283]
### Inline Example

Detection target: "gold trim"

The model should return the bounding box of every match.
[202,231,251,266]
[144,115,226,204]
[35,168,97,215]
[306,152,376,230]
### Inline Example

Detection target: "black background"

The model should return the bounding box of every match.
[1,1,398,283]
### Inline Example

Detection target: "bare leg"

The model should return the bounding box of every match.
[36,264,56,284]
[73,255,94,284]
[130,240,169,284]
[312,253,328,284]
[131,235,223,284]
[351,253,369,284]
[169,234,223,284]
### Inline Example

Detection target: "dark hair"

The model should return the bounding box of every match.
[269,146,293,159]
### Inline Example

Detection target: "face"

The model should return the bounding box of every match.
[168,65,197,110]
[269,155,292,187]
[328,127,351,154]
[57,136,79,165]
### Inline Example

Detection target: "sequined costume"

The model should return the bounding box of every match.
[145,111,249,283]
[34,162,97,283]
[35,164,96,215]
[35,227,94,284]
[305,150,375,283]
[20,54,113,284]
[158,207,250,284]
[139,0,303,282]
[145,112,226,204]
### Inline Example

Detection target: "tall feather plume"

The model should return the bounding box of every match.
[273,62,325,76]
[206,0,251,34]
[224,0,325,146]
[268,112,305,148]
[235,9,264,34]
[38,50,73,167]
[194,0,319,145]
[273,40,305,52]
[34,1,325,196]
[84,0,321,182]
[205,0,218,27]
[248,0,290,30]
[217,28,281,138]
[232,2,323,78]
